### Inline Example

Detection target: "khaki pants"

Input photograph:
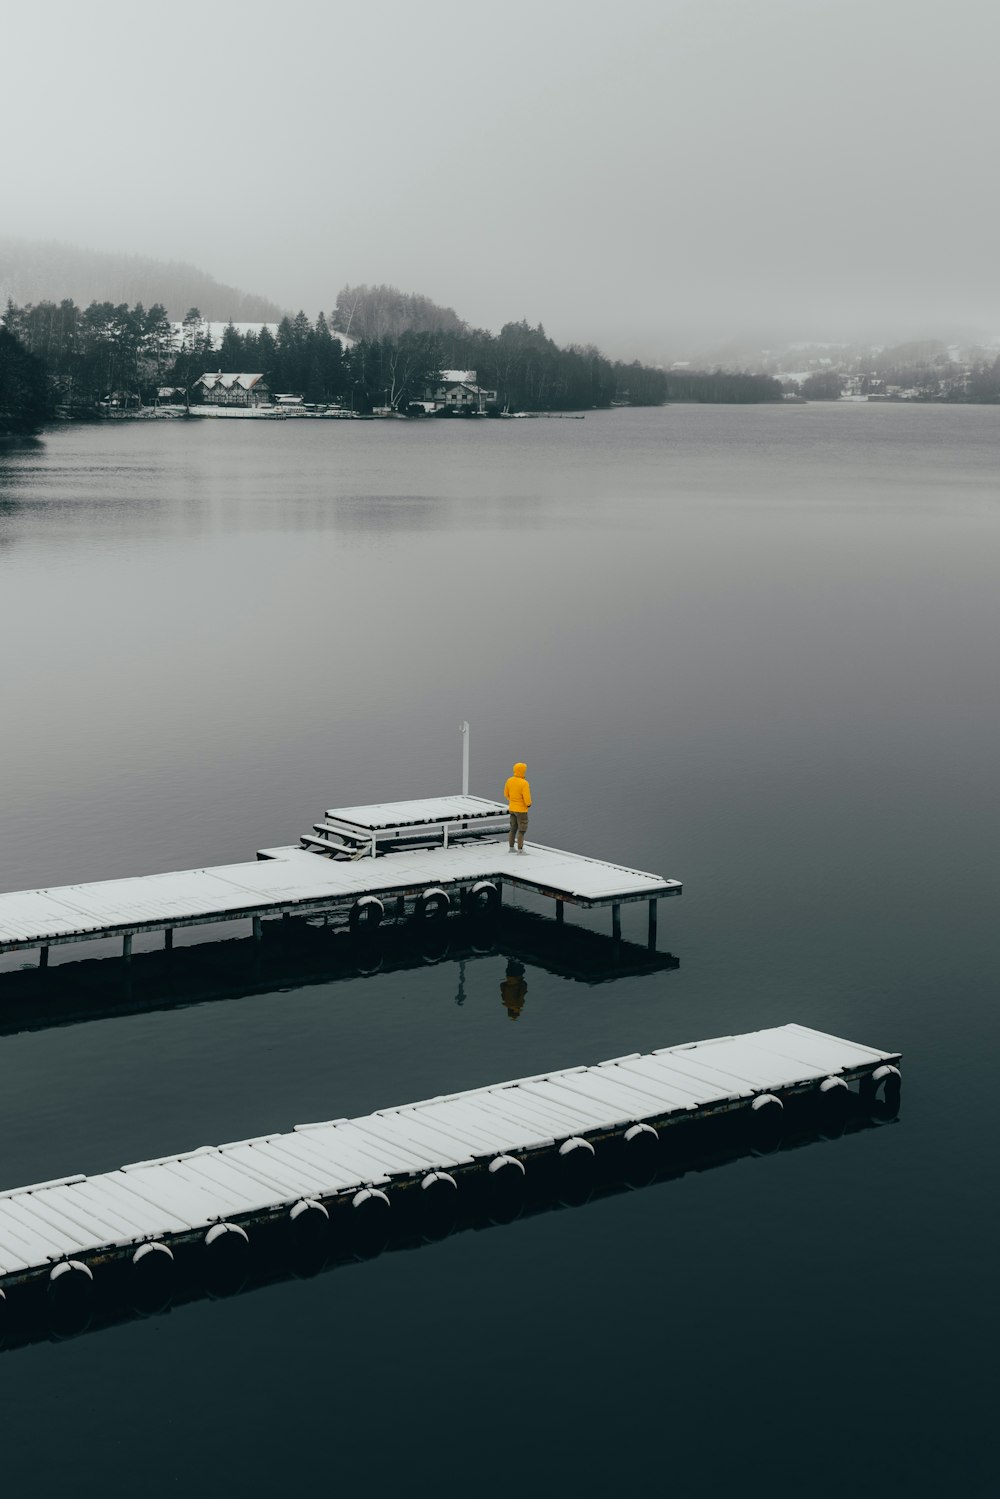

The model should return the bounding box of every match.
[509,812,528,847]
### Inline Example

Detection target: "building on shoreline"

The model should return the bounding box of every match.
[426,370,497,412]
[193,372,271,408]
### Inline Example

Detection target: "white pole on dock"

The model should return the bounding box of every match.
[460,721,470,796]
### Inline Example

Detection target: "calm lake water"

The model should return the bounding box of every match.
[0,406,996,1494]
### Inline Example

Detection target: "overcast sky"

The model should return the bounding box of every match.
[4,0,999,356]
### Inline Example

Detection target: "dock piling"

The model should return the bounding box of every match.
[252,916,263,943]
[39,946,49,969]
[122,935,132,964]
[648,899,657,950]
[164,928,174,952]
[555,901,564,925]
[612,904,622,942]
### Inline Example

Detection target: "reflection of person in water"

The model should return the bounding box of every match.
[500,958,528,1020]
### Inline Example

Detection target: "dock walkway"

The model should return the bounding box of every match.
[0,796,681,963]
[0,1024,900,1295]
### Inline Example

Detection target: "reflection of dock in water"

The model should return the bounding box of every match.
[0,1085,899,1356]
[0,909,679,1039]
[494,908,678,983]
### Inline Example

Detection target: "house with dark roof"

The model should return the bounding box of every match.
[193,372,271,407]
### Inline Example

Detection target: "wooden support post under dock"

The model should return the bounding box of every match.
[252,916,263,943]
[164,928,173,952]
[122,934,132,963]
[648,899,657,950]
[555,900,564,925]
[612,903,621,942]
[39,946,49,970]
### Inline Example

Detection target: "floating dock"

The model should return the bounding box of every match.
[0,796,681,966]
[2,1077,897,1353]
[0,1024,900,1305]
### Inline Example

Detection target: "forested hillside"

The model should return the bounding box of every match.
[0,238,283,322]
[1,261,804,418]
[2,299,676,414]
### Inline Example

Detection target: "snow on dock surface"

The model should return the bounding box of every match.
[323,795,506,828]
[0,793,681,955]
[0,1025,899,1286]
[0,843,676,951]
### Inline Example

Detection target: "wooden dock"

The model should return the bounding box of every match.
[0,1024,901,1305]
[0,796,682,966]
[0,1075,898,1353]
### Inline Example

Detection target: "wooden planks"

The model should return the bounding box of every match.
[0,1024,899,1286]
[324,796,507,829]
[0,833,680,954]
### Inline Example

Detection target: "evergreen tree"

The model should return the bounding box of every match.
[311,311,347,402]
[256,324,277,386]
[218,321,244,369]
[0,327,50,434]
[141,303,174,393]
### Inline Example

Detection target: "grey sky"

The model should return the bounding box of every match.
[4,0,999,355]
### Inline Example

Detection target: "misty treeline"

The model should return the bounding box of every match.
[208,300,670,412]
[3,297,177,416]
[791,339,1000,401]
[24,282,989,430]
[327,286,776,406]
[663,370,783,402]
[1,292,673,414]
[856,339,1000,400]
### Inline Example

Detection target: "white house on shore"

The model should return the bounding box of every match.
[426,370,497,411]
[193,372,271,407]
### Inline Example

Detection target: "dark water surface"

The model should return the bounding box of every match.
[0,407,996,1494]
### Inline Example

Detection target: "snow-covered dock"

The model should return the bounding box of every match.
[0,1025,900,1302]
[0,796,681,966]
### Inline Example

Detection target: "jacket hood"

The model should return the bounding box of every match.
[513,762,527,777]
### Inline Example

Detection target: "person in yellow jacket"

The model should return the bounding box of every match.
[504,761,532,853]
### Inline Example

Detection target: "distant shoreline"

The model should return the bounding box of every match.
[34,394,1000,434]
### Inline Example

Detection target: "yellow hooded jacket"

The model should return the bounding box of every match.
[504,763,532,814]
